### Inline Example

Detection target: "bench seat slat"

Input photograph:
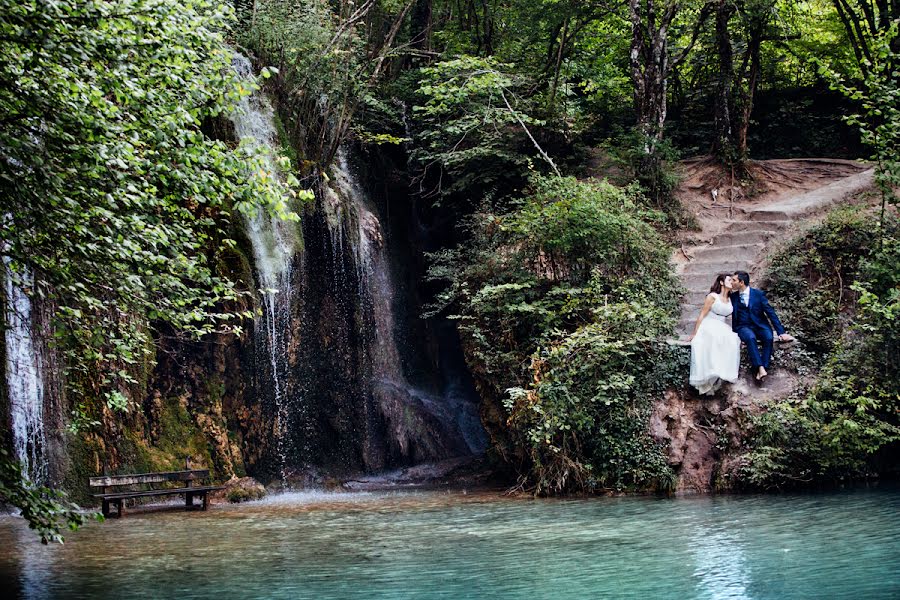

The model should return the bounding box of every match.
[93,485,224,500]
[89,470,210,488]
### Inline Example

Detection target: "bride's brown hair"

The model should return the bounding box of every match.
[709,274,730,294]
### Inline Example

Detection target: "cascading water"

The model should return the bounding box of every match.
[3,258,48,484]
[327,151,485,458]
[229,53,302,482]
[225,53,483,482]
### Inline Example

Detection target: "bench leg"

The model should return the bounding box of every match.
[185,492,194,509]
[102,499,110,518]
[201,492,208,511]
[116,499,124,518]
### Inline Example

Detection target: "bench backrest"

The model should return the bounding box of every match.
[89,469,210,489]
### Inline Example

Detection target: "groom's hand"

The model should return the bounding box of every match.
[778,333,795,342]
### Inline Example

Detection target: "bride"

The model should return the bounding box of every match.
[688,274,740,395]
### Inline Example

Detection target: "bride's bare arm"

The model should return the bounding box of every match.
[688,294,716,341]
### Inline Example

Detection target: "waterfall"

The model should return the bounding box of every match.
[3,258,48,484]
[330,150,402,379]
[327,151,486,456]
[227,52,483,482]
[229,53,302,482]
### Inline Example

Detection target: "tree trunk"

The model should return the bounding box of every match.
[629,0,674,144]
[712,0,735,162]
[735,33,762,159]
[549,18,570,106]
[410,0,433,54]
[629,0,683,204]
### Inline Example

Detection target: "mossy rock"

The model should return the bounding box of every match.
[148,397,215,471]
[224,477,267,503]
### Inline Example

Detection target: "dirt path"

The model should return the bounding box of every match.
[673,158,873,338]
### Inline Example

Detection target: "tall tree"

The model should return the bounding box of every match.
[831,0,899,74]
[711,0,780,169]
[410,0,433,56]
[628,0,711,199]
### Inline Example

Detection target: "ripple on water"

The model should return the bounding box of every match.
[0,485,898,599]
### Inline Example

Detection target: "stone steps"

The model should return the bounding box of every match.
[722,220,791,233]
[672,167,876,340]
[678,314,734,335]
[711,231,777,247]
[682,259,755,276]
[681,291,712,305]
[750,209,791,222]
[679,306,702,324]
[689,243,765,263]
[681,273,742,290]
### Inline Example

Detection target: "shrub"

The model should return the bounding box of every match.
[767,207,881,353]
[742,208,900,487]
[429,175,682,494]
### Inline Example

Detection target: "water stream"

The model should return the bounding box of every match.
[229,53,302,481]
[2,258,47,484]
[228,54,482,478]
[0,485,897,598]
[327,151,485,457]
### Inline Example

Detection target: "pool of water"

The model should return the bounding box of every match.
[1,484,898,599]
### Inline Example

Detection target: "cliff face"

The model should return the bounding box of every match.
[55,278,260,504]
[287,150,485,479]
[5,52,486,497]
[51,150,485,497]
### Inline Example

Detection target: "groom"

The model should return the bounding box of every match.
[731,271,795,381]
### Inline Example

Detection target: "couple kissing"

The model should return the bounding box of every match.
[688,271,795,395]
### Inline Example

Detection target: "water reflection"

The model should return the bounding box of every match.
[0,486,898,599]
[691,525,751,599]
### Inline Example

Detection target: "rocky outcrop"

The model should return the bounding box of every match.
[218,476,267,503]
[652,365,800,493]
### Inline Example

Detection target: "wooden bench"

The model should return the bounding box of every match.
[89,469,224,518]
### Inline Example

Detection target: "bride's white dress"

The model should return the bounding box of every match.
[690,295,740,395]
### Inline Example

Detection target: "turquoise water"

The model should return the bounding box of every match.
[1,485,898,599]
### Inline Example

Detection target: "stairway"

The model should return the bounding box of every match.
[674,167,875,339]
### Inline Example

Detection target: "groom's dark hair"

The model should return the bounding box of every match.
[735,271,750,286]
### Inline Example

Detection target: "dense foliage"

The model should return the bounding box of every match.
[766,209,879,353]
[0,450,97,544]
[410,56,553,202]
[834,27,900,240]
[0,0,304,412]
[0,0,306,538]
[743,208,899,487]
[428,176,684,493]
[238,0,414,166]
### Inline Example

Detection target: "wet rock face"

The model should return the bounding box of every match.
[651,368,798,493]
[87,169,479,491]
[282,180,479,479]
[147,327,259,480]
[46,139,484,492]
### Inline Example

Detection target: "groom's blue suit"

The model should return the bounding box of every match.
[731,288,785,370]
